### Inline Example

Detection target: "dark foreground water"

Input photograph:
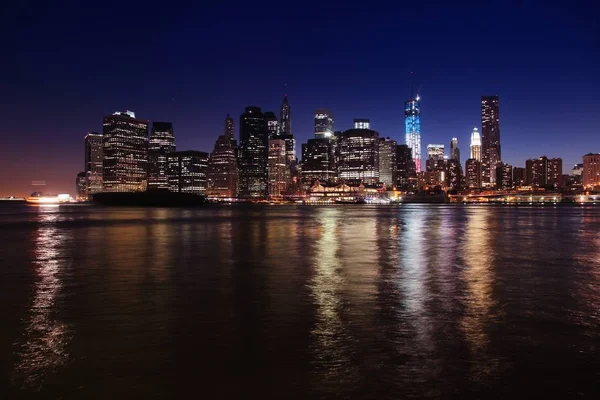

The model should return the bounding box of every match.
[1,204,599,399]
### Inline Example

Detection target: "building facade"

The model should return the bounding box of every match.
[336,121,379,185]
[84,132,103,195]
[302,138,336,183]
[405,94,421,172]
[396,144,416,189]
[207,114,238,199]
[265,111,279,139]
[148,122,175,190]
[314,109,334,138]
[526,156,563,189]
[450,137,460,164]
[495,162,513,189]
[481,96,501,187]
[279,95,291,136]
[102,110,149,192]
[238,106,268,198]
[168,151,209,195]
[583,153,600,188]
[426,144,445,173]
[268,139,288,198]
[465,159,482,189]
[512,167,526,187]
[378,138,397,188]
[470,127,482,161]
[446,158,462,191]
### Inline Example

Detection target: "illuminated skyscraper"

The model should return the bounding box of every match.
[76,172,87,200]
[301,138,336,183]
[481,96,501,187]
[268,139,288,198]
[314,109,334,138]
[148,122,175,190]
[238,106,268,198]
[207,114,238,199]
[495,162,513,189]
[102,110,149,192]
[167,151,209,195]
[583,153,600,188]
[405,93,421,172]
[426,144,445,173]
[84,132,103,195]
[450,137,460,164]
[336,120,379,185]
[470,127,482,161]
[465,159,482,189]
[378,138,397,188]
[446,159,462,191]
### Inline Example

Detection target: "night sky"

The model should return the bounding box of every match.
[2,1,599,196]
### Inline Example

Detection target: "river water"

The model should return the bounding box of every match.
[1,204,599,399]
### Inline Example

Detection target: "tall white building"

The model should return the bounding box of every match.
[470,127,482,161]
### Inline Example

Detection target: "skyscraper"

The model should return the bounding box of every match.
[450,137,460,164]
[547,158,563,189]
[405,93,421,172]
[238,106,268,198]
[102,110,149,192]
[314,109,334,138]
[426,144,445,173]
[84,132,103,195]
[396,144,415,189]
[279,95,291,136]
[207,114,238,199]
[583,153,600,189]
[267,139,288,198]
[470,127,482,161]
[446,159,462,191]
[264,111,279,139]
[495,162,513,189]
[301,138,336,183]
[336,120,379,185]
[526,156,563,189]
[167,151,209,195]
[378,138,397,188]
[481,96,501,187]
[465,159,482,189]
[148,122,176,190]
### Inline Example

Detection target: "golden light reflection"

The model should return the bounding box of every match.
[461,206,499,379]
[309,208,351,372]
[12,208,72,389]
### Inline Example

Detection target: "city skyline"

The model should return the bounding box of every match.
[2,2,599,196]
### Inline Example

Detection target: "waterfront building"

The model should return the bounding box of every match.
[526,156,563,189]
[76,172,87,200]
[583,153,600,189]
[512,167,526,187]
[495,162,513,190]
[148,122,176,190]
[314,109,334,138]
[268,139,288,198]
[481,96,501,187]
[465,159,482,189]
[207,114,238,199]
[405,93,422,172]
[238,106,268,198]
[301,138,337,183]
[336,120,379,185]
[167,150,209,195]
[470,127,481,161]
[379,138,397,188]
[396,144,416,189]
[450,137,460,164]
[426,144,445,174]
[102,110,149,192]
[84,132,103,195]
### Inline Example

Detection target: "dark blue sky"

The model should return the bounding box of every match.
[2,0,599,195]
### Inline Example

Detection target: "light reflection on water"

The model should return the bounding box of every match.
[1,204,600,398]
[12,208,72,390]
